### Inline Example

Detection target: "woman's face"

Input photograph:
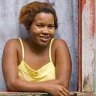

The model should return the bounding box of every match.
[29,12,55,47]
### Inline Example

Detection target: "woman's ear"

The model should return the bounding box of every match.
[26,26,29,31]
[26,25,31,32]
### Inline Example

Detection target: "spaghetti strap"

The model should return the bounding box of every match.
[49,38,55,62]
[18,38,24,59]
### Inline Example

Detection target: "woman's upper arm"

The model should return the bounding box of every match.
[55,39,72,89]
[2,39,18,88]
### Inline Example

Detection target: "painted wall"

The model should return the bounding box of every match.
[94,0,96,92]
[0,0,78,90]
[82,0,95,92]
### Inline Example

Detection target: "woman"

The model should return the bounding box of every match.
[2,1,72,96]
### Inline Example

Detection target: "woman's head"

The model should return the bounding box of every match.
[19,1,58,31]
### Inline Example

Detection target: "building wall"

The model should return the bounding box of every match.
[0,0,78,90]
[94,0,96,92]
[82,0,95,92]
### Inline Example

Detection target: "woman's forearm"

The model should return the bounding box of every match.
[7,78,59,92]
[7,79,47,92]
[7,78,69,96]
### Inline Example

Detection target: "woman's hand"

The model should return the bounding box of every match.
[45,83,69,96]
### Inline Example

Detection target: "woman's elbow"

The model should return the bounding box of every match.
[6,80,18,91]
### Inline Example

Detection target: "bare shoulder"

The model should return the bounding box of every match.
[53,38,69,50]
[5,38,19,46]
[3,38,20,52]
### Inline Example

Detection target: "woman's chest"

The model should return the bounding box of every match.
[25,52,50,70]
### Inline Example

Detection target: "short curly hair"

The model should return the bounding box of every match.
[19,1,58,30]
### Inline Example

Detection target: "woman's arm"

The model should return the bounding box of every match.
[55,39,72,89]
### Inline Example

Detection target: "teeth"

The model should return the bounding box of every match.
[40,36,50,39]
[40,36,50,42]
[42,37,49,40]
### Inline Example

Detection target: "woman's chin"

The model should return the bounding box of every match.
[38,40,50,47]
[38,38,51,46]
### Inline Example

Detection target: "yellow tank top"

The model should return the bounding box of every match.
[18,38,55,82]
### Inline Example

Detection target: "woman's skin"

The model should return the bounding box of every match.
[2,12,72,96]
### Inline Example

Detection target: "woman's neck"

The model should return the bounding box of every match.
[26,38,49,54]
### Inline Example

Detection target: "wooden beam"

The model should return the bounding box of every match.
[78,0,82,92]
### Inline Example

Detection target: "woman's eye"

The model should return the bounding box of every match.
[36,25,44,28]
[48,25,54,28]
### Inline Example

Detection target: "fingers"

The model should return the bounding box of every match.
[58,87,69,96]
[58,90,68,96]
[58,91,67,96]
[63,87,69,94]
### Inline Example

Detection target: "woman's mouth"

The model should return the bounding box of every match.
[39,36,51,42]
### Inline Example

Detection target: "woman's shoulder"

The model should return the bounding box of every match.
[5,38,19,46]
[53,38,68,49]
[4,38,21,51]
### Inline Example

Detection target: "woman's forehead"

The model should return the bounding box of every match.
[33,12,54,23]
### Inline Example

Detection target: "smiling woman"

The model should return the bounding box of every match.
[29,12,55,47]
[2,1,72,96]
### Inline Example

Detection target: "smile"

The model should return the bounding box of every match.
[39,36,51,42]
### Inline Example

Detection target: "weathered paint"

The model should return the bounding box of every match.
[94,0,96,92]
[78,0,82,92]
[90,0,95,37]
[82,0,95,92]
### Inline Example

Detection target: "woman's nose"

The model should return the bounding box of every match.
[42,27,49,34]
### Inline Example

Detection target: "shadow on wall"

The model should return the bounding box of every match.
[19,25,28,38]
